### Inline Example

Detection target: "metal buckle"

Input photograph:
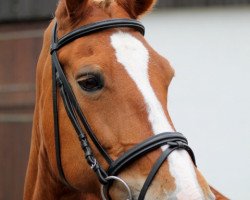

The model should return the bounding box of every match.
[100,176,132,200]
[90,158,97,170]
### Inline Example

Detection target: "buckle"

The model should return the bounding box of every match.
[90,158,97,170]
[176,141,185,149]
[55,72,63,87]
[100,176,132,200]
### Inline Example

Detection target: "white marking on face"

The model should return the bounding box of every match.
[168,150,206,200]
[111,32,173,133]
[111,32,211,199]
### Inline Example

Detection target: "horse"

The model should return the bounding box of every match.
[24,0,228,199]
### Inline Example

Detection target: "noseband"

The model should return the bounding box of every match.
[50,18,196,200]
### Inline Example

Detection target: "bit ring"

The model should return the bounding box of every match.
[100,176,132,200]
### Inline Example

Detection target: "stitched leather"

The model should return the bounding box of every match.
[52,58,72,187]
[107,132,195,175]
[50,18,145,53]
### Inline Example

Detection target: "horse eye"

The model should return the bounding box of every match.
[77,73,104,92]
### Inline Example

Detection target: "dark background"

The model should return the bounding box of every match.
[1,0,250,22]
[0,0,249,199]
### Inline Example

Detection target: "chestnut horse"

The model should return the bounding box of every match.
[24,0,228,199]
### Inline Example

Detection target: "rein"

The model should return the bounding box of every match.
[50,18,196,200]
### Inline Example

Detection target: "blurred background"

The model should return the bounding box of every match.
[0,0,249,199]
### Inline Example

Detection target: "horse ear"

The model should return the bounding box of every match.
[64,0,85,17]
[117,0,157,18]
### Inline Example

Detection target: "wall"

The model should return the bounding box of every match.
[0,0,57,22]
[157,0,250,7]
[1,0,250,22]
[0,21,49,199]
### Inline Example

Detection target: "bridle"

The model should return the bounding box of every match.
[50,18,196,200]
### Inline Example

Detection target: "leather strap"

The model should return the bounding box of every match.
[138,142,197,199]
[51,50,113,165]
[105,133,195,199]
[52,55,72,187]
[51,18,145,53]
[58,79,109,184]
[108,132,196,175]
[138,147,178,200]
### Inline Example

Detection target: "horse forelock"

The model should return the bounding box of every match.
[92,0,114,8]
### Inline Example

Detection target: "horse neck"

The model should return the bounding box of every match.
[23,24,75,200]
[24,109,98,198]
[24,109,65,199]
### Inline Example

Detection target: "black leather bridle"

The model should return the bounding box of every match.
[50,18,196,200]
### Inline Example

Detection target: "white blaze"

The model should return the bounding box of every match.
[111,32,172,133]
[111,32,207,199]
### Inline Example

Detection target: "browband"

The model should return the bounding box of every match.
[51,18,145,53]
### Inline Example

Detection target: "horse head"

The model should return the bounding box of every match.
[24,0,226,199]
